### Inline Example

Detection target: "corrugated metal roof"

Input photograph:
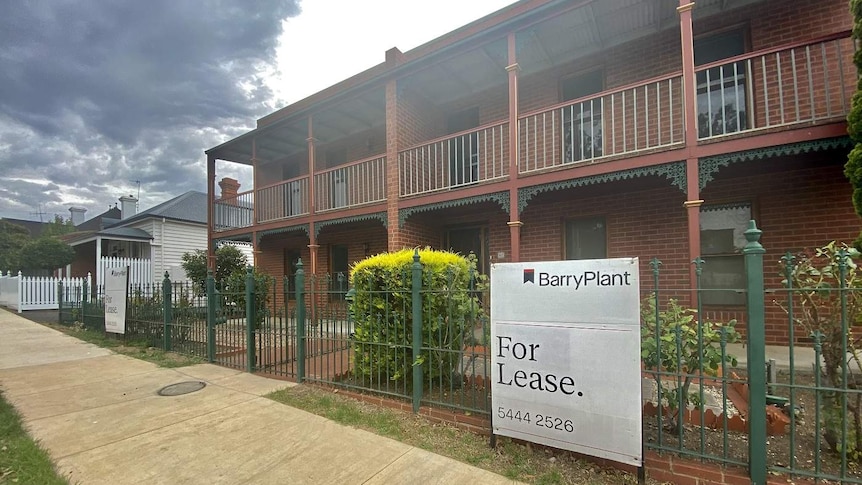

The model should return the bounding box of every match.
[119,191,207,226]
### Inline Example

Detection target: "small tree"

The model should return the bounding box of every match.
[641,295,739,432]
[42,215,75,237]
[181,245,247,292]
[777,242,862,458]
[0,220,30,271]
[19,237,75,273]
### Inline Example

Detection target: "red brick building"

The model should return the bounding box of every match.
[206,0,857,344]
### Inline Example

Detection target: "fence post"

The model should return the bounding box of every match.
[245,266,255,373]
[16,271,23,313]
[206,270,216,363]
[411,250,423,414]
[296,259,306,382]
[743,219,767,485]
[82,276,89,308]
[163,271,172,351]
[57,280,64,324]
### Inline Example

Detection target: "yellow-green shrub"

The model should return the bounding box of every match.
[350,248,482,388]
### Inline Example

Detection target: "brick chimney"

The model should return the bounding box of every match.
[69,206,87,226]
[219,177,241,203]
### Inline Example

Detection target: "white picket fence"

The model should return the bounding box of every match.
[0,271,92,313]
[97,257,152,292]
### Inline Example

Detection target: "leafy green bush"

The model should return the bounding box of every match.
[777,242,862,459]
[350,249,483,388]
[641,295,739,431]
[224,268,271,328]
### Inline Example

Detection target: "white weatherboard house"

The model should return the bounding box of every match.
[64,191,209,287]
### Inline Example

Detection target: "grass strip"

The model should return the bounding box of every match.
[42,323,203,368]
[267,385,653,485]
[0,391,67,485]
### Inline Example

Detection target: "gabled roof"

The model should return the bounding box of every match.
[118,191,207,226]
[0,217,48,238]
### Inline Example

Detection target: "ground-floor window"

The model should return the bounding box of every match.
[563,216,606,260]
[330,244,349,300]
[700,202,752,306]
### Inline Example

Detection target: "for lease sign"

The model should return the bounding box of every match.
[490,258,642,466]
[104,266,129,335]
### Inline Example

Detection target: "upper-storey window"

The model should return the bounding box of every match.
[561,69,604,162]
[694,29,748,138]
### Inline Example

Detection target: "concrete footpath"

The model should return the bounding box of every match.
[0,309,521,485]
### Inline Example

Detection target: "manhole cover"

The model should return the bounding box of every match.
[158,381,206,396]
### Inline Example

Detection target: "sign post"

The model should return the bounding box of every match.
[104,266,129,335]
[490,258,642,466]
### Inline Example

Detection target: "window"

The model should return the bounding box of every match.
[330,244,349,300]
[564,217,606,260]
[446,107,480,186]
[445,226,489,275]
[694,29,748,138]
[700,203,751,305]
[561,70,604,162]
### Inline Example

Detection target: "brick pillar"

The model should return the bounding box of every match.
[385,49,403,251]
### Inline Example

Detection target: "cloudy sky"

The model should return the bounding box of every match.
[0,0,515,223]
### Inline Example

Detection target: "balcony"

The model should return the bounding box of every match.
[399,123,509,197]
[315,155,386,212]
[694,32,851,140]
[209,0,852,235]
[519,74,684,174]
[257,176,310,224]
[213,190,254,232]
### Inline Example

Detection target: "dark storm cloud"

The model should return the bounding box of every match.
[0,0,300,219]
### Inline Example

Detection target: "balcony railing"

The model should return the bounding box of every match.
[696,32,853,140]
[213,190,254,232]
[399,122,509,197]
[519,74,684,174]
[315,155,386,212]
[256,176,310,224]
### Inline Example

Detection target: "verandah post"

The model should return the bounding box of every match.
[411,250,423,414]
[245,266,256,373]
[743,220,767,484]
[296,259,306,382]
[206,270,216,362]
[163,271,172,351]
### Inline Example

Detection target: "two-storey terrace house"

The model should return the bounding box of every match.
[206,0,857,344]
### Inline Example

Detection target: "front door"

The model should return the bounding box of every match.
[445,225,488,275]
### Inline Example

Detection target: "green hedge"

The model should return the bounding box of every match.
[350,249,482,388]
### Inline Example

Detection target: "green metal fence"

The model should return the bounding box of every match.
[52,220,862,483]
